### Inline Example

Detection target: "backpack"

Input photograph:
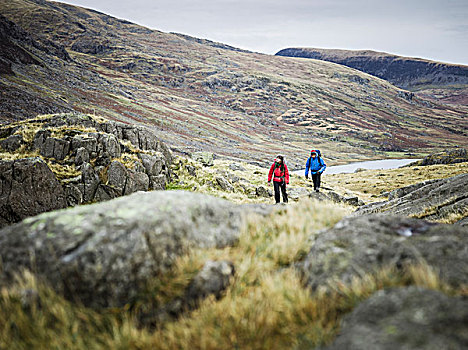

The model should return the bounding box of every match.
[311,149,321,157]
[309,150,324,166]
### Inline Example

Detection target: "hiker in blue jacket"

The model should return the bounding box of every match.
[305,150,326,192]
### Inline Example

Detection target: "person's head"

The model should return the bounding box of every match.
[276,155,284,163]
[311,151,317,158]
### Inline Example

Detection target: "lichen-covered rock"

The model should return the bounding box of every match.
[357,173,468,224]
[324,287,468,350]
[0,191,246,308]
[40,137,70,160]
[256,185,271,198]
[0,157,67,228]
[0,134,23,151]
[299,214,468,291]
[216,176,234,192]
[80,162,100,202]
[124,170,149,194]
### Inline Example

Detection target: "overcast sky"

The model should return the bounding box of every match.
[56,0,468,65]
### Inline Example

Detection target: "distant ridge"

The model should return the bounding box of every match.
[276,48,468,90]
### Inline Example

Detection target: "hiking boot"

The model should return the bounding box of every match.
[315,189,320,193]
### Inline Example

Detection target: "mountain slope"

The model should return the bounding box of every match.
[1,0,467,167]
[275,48,468,89]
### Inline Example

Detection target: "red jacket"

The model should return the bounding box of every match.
[268,162,289,184]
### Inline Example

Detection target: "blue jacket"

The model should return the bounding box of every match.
[305,156,326,176]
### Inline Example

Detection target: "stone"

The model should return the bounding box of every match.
[33,129,51,150]
[216,176,234,192]
[192,151,214,166]
[95,151,111,167]
[0,134,23,151]
[357,173,468,223]
[94,184,121,202]
[0,191,247,308]
[81,162,100,202]
[299,214,468,291]
[185,260,235,305]
[107,160,127,193]
[256,185,271,198]
[185,164,196,177]
[228,163,246,172]
[139,152,166,176]
[75,147,90,165]
[99,133,121,158]
[150,174,167,190]
[0,157,67,228]
[324,287,468,350]
[124,170,149,195]
[40,137,70,160]
[287,187,311,200]
[63,183,83,207]
[71,135,98,155]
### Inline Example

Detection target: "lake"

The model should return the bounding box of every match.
[293,158,418,175]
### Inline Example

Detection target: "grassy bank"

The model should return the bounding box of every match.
[1,199,466,349]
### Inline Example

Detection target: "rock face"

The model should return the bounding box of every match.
[0,191,246,308]
[299,214,468,290]
[0,113,173,227]
[357,173,468,225]
[325,287,468,350]
[0,158,67,227]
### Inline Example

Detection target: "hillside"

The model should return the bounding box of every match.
[1,0,467,168]
[276,47,468,107]
[275,48,468,89]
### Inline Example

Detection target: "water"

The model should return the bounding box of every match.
[294,158,418,175]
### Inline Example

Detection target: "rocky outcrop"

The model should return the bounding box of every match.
[0,191,246,308]
[0,157,67,227]
[357,173,468,224]
[276,47,468,89]
[325,287,468,350]
[299,214,468,291]
[407,148,468,166]
[0,113,172,227]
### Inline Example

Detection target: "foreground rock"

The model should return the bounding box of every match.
[299,214,468,290]
[324,287,468,350]
[357,173,468,225]
[0,158,67,227]
[0,191,247,308]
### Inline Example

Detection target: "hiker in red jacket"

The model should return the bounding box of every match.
[268,155,289,203]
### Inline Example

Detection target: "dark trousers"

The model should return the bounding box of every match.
[312,173,321,190]
[273,181,288,203]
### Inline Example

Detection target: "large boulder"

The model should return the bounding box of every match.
[324,287,468,350]
[0,157,67,228]
[357,173,468,225]
[0,191,247,308]
[299,214,468,291]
